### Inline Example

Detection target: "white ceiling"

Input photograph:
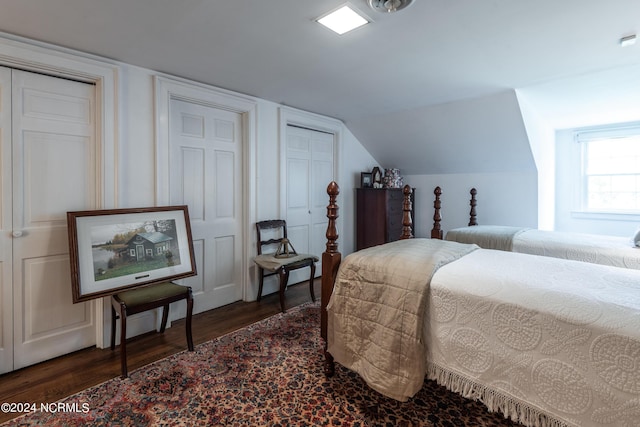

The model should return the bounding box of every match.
[1,0,639,173]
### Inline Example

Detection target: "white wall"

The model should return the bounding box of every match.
[404,172,538,238]
[516,92,555,230]
[118,64,157,208]
[339,128,380,252]
[347,90,537,176]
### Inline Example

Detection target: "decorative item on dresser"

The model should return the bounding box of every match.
[382,168,403,188]
[360,171,373,188]
[371,166,383,188]
[356,185,415,250]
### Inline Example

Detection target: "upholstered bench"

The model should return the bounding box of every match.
[110,282,194,378]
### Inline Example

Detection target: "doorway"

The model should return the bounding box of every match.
[0,67,98,373]
[284,125,335,285]
[167,98,244,314]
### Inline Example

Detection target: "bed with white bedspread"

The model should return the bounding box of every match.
[445,225,640,270]
[327,238,640,427]
[431,186,640,270]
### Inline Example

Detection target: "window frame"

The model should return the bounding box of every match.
[575,123,640,215]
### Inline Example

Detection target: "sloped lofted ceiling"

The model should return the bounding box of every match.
[1,0,638,174]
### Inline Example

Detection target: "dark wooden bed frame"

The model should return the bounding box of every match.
[320,182,414,375]
[430,187,477,240]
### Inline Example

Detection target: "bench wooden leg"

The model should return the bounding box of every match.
[119,305,128,379]
[159,304,170,333]
[186,289,194,351]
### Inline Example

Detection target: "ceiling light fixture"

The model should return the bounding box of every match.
[620,34,637,47]
[316,4,369,35]
[367,0,414,13]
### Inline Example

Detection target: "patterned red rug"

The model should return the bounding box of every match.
[3,303,520,426]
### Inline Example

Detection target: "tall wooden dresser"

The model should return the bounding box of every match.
[356,188,415,251]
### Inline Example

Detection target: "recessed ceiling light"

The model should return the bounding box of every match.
[317,4,369,35]
[620,34,637,47]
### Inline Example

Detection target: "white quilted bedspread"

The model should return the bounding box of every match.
[446,226,640,270]
[429,249,640,426]
[446,225,528,251]
[512,229,640,270]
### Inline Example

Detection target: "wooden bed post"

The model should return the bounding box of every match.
[400,185,414,239]
[321,181,340,377]
[431,186,443,239]
[469,188,478,226]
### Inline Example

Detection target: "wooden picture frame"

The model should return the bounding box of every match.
[361,172,373,188]
[67,205,197,303]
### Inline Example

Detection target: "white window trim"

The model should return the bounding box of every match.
[573,122,640,219]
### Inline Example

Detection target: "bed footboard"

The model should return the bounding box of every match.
[321,181,340,376]
[321,182,415,376]
[431,186,479,239]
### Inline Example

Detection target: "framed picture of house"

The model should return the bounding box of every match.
[67,205,197,303]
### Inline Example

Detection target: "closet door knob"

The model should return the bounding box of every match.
[12,231,23,238]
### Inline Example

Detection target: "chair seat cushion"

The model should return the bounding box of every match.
[254,253,318,272]
[115,282,189,307]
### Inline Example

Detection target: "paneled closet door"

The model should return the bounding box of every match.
[11,69,97,370]
[0,67,13,374]
[285,125,334,285]
[168,98,243,314]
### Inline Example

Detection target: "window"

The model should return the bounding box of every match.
[578,125,640,212]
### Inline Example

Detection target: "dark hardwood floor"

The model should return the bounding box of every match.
[0,279,320,423]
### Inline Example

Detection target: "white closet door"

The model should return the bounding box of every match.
[169,98,243,313]
[285,126,334,285]
[0,67,13,374]
[11,70,97,369]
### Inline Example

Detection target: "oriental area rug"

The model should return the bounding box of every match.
[2,303,519,426]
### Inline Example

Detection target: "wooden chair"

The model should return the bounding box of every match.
[111,282,194,378]
[254,220,318,312]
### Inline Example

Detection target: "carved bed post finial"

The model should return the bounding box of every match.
[469,188,478,226]
[322,181,341,377]
[431,186,443,239]
[400,185,414,239]
[325,181,339,254]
